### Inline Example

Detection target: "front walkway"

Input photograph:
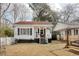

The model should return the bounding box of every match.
[0,40,79,56]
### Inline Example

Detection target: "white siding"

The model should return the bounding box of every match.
[14,24,53,40]
[14,26,34,40]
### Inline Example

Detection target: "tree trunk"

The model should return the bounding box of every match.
[0,3,1,28]
[0,3,1,54]
[65,29,70,48]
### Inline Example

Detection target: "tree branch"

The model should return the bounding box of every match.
[0,3,10,18]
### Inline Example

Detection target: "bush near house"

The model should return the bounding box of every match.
[0,27,14,37]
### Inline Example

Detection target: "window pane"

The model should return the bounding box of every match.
[26,29,28,35]
[74,29,78,35]
[27,28,29,35]
[74,29,75,35]
[21,28,23,35]
[18,28,20,35]
[44,29,45,34]
[69,30,71,35]
[65,31,67,35]
[23,29,26,35]
[30,28,32,35]
[76,29,78,35]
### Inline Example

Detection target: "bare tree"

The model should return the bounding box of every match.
[29,3,57,21]
[29,3,59,29]
[9,4,29,22]
[0,3,1,28]
[19,4,28,20]
[13,4,19,23]
[0,3,10,27]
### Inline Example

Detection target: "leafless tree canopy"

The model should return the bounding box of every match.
[0,3,10,27]
[9,4,30,23]
[29,3,59,30]
[60,4,79,24]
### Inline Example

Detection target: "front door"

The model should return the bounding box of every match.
[39,29,46,44]
[40,29,45,38]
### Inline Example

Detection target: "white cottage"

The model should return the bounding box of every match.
[14,21,53,44]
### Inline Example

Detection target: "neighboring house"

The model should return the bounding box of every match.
[14,21,53,44]
[54,23,79,41]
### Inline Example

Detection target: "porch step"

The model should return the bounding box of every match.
[39,38,48,44]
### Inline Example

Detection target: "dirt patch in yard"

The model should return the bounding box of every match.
[5,43,54,56]
[0,40,78,56]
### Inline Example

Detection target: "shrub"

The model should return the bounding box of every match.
[0,27,14,37]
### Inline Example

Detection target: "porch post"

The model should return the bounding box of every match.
[45,28,48,44]
[45,38,48,44]
[39,38,41,44]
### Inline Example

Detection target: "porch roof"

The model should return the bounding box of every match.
[15,21,52,25]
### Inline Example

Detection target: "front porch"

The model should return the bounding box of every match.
[34,27,48,44]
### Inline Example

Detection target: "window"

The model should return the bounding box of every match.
[21,28,23,35]
[17,28,32,35]
[74,29,78,35]
[74,29,75,35]
[75,29,78,35]
[27,28,29,35]
[18,28,20,35]
[65,29,71,35]
[23,29,26,35]
[30,28,32,35]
